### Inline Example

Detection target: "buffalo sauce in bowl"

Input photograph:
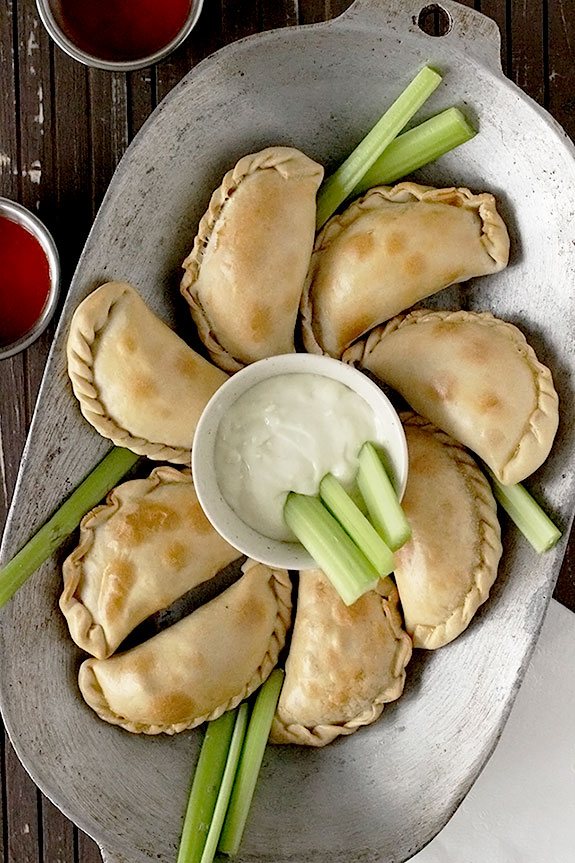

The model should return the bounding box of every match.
[37,0,203,71]
[0,199,60,359]
[54,0,192,63]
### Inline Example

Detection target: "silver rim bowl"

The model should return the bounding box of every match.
[35,0,206,72]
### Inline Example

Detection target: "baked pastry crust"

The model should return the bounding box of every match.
[181,147,324,371]
[394,413,502,649]
[301,182,510,358]
[67,281,227,463]
[271,571,411,747]
[78,560,292,735]
[60,466,241,660]
[344,309,558,484]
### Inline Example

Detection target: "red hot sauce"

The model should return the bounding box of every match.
[55,0,193,63]
[0,216,52,348]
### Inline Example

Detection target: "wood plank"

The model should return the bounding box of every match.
[4,745,41,863]
[259,0,297,30]
[0,0,25,527]
[128,68,156,140]
[509,0,546,104]
[478,0,509,74]
[51,48,91,281]
[0,0,20,201]
[1,5,575,863]
[0,17,31,846]
[15,0,58,415]
[221,0,259,41]
[154,36,196,105]
[547,0,575,610]
[298,0,330,24]
[326,0,353,18]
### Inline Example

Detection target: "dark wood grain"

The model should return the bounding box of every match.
[42,798,76,863]
[1,2,574,861]
[546,2,575,610]
[548,0,575,146]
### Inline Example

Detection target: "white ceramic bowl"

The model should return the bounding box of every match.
[192,353,408,570]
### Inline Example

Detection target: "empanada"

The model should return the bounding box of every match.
[181,147,324,371]
[60,466,241,660]
[67,281,227,463]
[78,560,292,735]
[271,571,411,747]
[345,309,559,485]
[394,413,502,650]
[301,182,510,357]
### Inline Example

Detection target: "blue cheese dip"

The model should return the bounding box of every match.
[214,372,378,542]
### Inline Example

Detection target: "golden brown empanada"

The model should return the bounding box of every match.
[345,309,558,485]
[270,571,411,747]
[60,466,241,660]
[301,182,510,357]
[78,560,292,735]
[67,281,227,463]
[394,413,502,650]
[181,147,324,371]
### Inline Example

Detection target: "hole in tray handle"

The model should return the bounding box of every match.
[417,4,452,36]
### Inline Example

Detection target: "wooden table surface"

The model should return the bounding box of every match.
[1,1,574,861]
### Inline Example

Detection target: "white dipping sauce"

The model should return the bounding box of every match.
[214,372,378,542]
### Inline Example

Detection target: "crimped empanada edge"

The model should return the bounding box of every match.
[66,281,191,464]
[300,182,510,357]
[397,412,503,650]
[270,583,412,748]
[344,308,559,485]
[181,146,324,372]
[60,466,193,660]
[78,562,293,735]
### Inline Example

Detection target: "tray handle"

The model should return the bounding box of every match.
[341,0,503,75]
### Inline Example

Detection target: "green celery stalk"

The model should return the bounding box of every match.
[0,447,139,608]
[177,710,238,863]
[484,468,562,553]
[357,442,411,552]
[315,65,442,228]
[319,473,394,575]
[354,106,476,193]
[218,670,285,857]
[199,704,249,863]
[283,492,379,605]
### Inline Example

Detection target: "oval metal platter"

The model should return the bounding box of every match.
[1,2,574,862]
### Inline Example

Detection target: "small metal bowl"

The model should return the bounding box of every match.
[0,198,60,360]
[35,0,205,72]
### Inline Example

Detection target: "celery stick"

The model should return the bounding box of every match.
[177,710,238,863]
[316,65,442,228]
[357,442,411,552]
[0,447,139,608]
[484,468,562,553]
[283,492,379,605]
[354,106,476,192]
[218,670,285,857]
[199,704,249,863]
[319,473,394,575]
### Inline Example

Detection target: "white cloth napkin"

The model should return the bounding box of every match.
[412,599,575,862]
